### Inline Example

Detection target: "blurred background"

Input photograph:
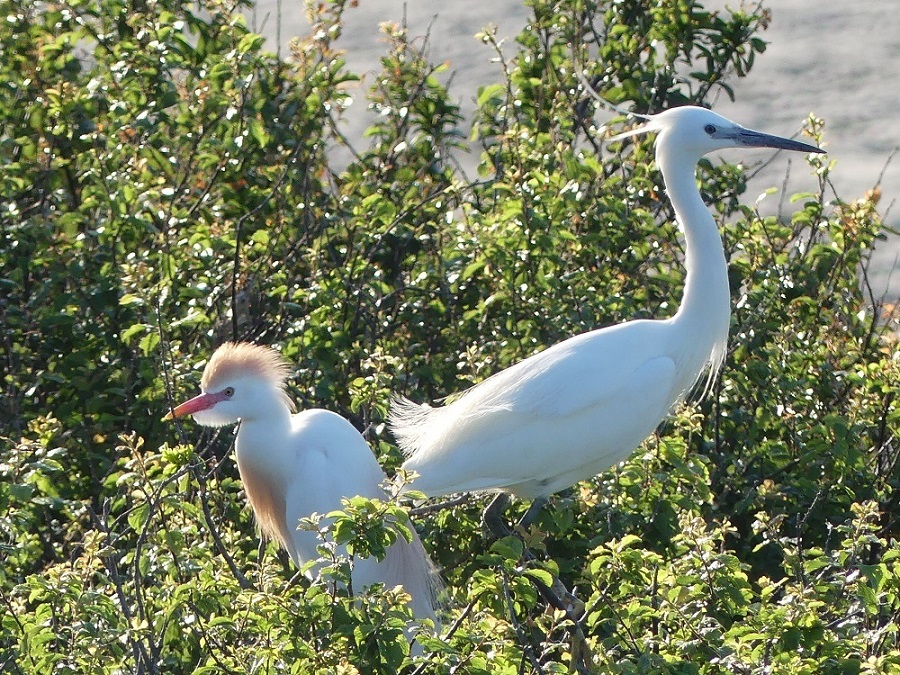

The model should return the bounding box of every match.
[249,0,900,298]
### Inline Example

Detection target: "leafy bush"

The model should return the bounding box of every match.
[2,0,897,672]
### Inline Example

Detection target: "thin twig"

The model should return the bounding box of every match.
[502,570,546,675]
[409,493,471,516]
[85,505,156,674]
[192,460,255,591]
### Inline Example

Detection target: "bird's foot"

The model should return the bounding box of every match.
[530,574,592,672]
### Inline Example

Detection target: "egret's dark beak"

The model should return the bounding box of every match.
[735,128,824,154]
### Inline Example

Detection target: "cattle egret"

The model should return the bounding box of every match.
[390,106,823,509]
[166,342,440,623]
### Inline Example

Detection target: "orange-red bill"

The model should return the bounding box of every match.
[163,391,225,421]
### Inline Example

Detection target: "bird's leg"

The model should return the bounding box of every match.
[482,492,512,539]
[485,494,547,539]
[508,496,591,671]
[482,492,590,668]
[517,496,547,529]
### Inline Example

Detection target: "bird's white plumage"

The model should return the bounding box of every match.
[391,105,822,500]
[394,320,694,498]
[173,342,440,623]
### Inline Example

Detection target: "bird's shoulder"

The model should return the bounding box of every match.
[289,408,362,443]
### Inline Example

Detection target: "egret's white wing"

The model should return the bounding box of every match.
[399,322,682,497]
[461,321,665,418]
[282,410,441,622]
[282,441,334,570]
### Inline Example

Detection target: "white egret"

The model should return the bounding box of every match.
[390,106,823,512]
[166,341,440,623]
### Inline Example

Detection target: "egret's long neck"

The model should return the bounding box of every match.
[656,146,731,367]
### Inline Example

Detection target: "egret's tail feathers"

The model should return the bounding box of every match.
[388,396,436,457]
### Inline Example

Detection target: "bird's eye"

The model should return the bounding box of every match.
[223,387,235,397]
[704,124,717,135]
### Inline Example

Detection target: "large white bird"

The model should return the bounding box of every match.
[391,105,823,503]
[166,342,440,623]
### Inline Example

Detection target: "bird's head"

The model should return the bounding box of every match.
[165,342,296,427]
[609,105,823,160]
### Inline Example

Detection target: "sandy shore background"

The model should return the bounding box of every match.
[247,0,900,299]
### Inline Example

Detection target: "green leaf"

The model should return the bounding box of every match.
[237,32,265,54]
[139,332,160,356]
[8,483,34,500]
[118,293,145,306]
[249,119,270,149]
[522,568,554,588]
[128,502,150,533]
[121,323,146,343]
[490,536,523,561]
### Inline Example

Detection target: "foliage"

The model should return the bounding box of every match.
[1,0,897,672]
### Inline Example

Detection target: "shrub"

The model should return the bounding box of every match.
[2,0,896,671]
